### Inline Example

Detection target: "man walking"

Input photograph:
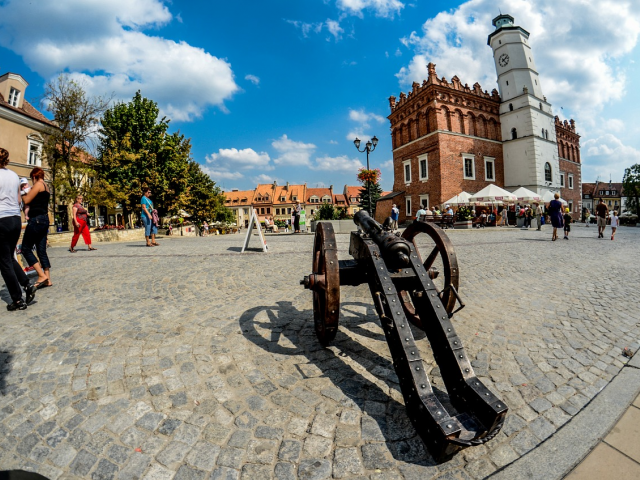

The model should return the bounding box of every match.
[535,202,543,231]
[595,198,608,238]
[390,204,399,231]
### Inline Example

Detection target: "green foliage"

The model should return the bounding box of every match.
[274,219,287,228]
[359,181,383,217]
[456,206,473,221]
[622,164,640,216]
[317,203,339,220]
[337,206,352,220]
[95,91,229,223]
[42,74,111,207]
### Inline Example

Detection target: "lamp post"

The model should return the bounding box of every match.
[354,135,378,215]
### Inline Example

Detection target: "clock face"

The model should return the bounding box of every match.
[499,53,510,67]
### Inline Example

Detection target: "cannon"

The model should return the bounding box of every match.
[301,211,508,462]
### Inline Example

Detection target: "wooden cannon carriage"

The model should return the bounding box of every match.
[301,210,507,461]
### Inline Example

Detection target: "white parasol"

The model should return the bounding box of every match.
[511,187,542,203]
[542,191,568,205]
[468,184,517,204]
[442,191,474,206]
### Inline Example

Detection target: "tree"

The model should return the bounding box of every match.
[41,75,111,210]
[359,181,383,217]
[622,164,640,216]
[317,203,338,220]
[96,91,230,224]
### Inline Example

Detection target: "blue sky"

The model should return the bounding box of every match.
[1,0,639,192]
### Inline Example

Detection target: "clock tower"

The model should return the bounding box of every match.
[488,14,560,194]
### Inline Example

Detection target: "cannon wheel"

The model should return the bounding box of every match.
[312,222,340,345]
[401,221,459,317]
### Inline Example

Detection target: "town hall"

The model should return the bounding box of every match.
[379,14,582,224]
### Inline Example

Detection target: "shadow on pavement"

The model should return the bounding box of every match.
[239,300,443,466]
[0,471,50,480]
[0,351,13,396]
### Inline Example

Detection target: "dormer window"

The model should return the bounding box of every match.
[280,196,285,202]
[8,87,20,107]
[292,196,297,201]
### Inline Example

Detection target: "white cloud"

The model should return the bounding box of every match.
[205,147,272,181]
[395,1,640,118]
[337,0,404,18]
[381,159,394,170]
[206,148,272,169]
[286,18,344,41]
[252,174,281,184]
[582,134,640,182]
[311,155,364,172]
[201,166,244,181]
[0,0,239,122]
[245,74,260,85]
[349,109,385,125]
[272,135,316,166]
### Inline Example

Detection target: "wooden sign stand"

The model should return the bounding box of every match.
[241,207,268,253]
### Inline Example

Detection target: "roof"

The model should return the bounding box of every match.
[224,189,255,206]
[377,191,404,201]
[582,183,596,197]
[333,194,346,204]
[344,186,361,201]
[593,182,623,198]
[254,183,275,203]
[0,92,55,127]
[381,191,391,197]
[274,184,305,204]
[307,187,332,202]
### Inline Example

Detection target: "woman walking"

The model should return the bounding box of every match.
[0,148,36,310]
[22,167,52,289]
[141,187,159,247]
[548,193,564,241]
[69,194,96,252]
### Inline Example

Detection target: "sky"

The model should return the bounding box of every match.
[0,0,639,192]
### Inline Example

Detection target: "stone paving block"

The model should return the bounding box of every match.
[210,466,239,480]
[142,463,174,480]
[69,449,99,477]
[332,447,364,478]
[155,441,191,467]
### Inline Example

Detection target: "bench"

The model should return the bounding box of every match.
[418,214,455,229]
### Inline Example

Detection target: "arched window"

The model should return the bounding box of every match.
[544,163,552,182]
[545,129,549,140]
[541,128,545,137]
[511,128,517,140]
[509,103,513,111]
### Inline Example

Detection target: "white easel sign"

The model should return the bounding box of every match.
[241,207,268,253]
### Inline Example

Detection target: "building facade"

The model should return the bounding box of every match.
[382,14,582,224]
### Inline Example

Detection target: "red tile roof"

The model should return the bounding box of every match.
[307,187,333,203]
[0,92,55,127]
[224,189,255,206]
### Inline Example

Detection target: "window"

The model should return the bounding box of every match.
[506,81,509,85]
[403,159,411,184]
[463,155,475,180]
[244,209,248,215]
[541,128,545,137]
[260,208,265,214]
[266,208,271,214]
[599,190,604,195]
[322,196,331,203]
[419,194,429,210]
[280,197,285,202]
[544,163,552,182]
[73,172,82,188]
[545,129,549,140]
[560,174,564,187]
[539,102,542,110]
[276,208,280,215]
[605,190,609,195]
[485,157,495,181]
[568,174,574,189]
[405,197,412,217]
[509,103,513,111]
[418,154,428,181]
[511,128,517,139]
[568,201,573,213]
[28,141,42,166]
[612,190,617,196]
[8,87,20,107]
[287,208,291,214]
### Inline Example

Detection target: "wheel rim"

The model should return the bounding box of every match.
[311,222,340,345]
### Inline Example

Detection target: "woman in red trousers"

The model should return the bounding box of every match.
[69,194,96,252]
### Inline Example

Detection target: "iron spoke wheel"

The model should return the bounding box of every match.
[311,223,340,345]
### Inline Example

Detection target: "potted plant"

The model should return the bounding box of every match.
[454,206,473,229]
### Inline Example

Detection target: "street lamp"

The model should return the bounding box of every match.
[354,135,378,215]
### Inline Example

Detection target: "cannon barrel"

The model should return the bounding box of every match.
[354,210,411,269]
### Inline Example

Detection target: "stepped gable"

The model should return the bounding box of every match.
[555,115,581,163]
[388,63,501,115]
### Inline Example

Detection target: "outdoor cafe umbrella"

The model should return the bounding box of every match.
[542,191,568,205]
[511,186,542,203]
[443,191,474,206]
[468,184,517,204]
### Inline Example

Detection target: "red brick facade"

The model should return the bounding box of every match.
[388,63,504,224]
[556,117,582,219]
[385,63,582,224]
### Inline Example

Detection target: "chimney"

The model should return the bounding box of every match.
[329,185,333,194]
[286,182,289,190]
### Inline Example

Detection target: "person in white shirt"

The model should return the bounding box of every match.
[445,204,453,216]
[610,211,619,240]
[0,148,36,310]
[415,203,427,222]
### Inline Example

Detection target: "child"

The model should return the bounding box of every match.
[610,210,619,240]
[563,208,572,240]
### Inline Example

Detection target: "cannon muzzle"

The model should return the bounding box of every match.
[354,210,411,269]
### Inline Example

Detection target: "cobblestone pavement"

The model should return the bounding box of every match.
[1,225,639,480]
